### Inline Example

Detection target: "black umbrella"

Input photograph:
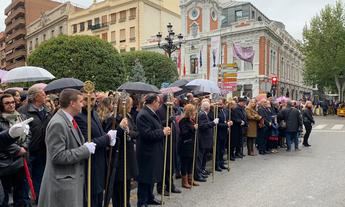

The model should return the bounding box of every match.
[44,78,84,93]
[117,82,160,94]
[169,79,189,88]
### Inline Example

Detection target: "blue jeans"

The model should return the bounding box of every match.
[285,132,298,150]
[29,152,46,202]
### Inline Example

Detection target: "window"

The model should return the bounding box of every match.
[251,11,255,19]
[51,30,55,38]
[111,31,116,43]
[29,41,32,50]
[270,50,276,74]
[120,48,126,53]
[235,10,243,21]
[110,13,116,24]
[43,34,46,41]
[190,55,198,74]
[130,27,135,42]
[280,58,284,79]
[258,16,262,21]
[72,24,77,33]
[120,29,126,43]
[101,32,107,41]
[119,11,126,22]
[59,26,63,34]
[129,8,136,19]
[94,17,100,25]
[35,38,38,48]
[101,15,107,26]
[130,47,135,51]
[87,20,92,30]
[80,22,85,32]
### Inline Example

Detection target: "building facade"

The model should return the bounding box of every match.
[175,0,312,99]
[4,0,61,70]
[0,32,6,69]
[68,0,181,53]
[26,3,83,55]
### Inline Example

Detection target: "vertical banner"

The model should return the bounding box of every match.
[210,36,220,82]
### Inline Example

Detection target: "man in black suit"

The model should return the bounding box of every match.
[230,98,248,160]
[195,101,218,181]
[136,94,171,207]
[75,92,117,207]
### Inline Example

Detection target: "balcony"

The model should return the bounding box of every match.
[5,18,25,34]
[5,0,25,15]
[6,49,26,62]
[6,59,25,70]
[5,7,25,25]
[129,15,136,20]
[5,39,26,53]
[6,28,25,42]
[91,23,109,32]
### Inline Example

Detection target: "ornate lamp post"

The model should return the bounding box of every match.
[156,23,183,58]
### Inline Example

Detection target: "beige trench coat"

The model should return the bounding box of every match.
[245,107,262,138]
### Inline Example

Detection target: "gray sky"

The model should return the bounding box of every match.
[0,0,339,40]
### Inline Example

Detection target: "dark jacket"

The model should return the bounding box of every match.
[75,108,110,195]
[114,113,138,181]
[302,108,314,128]
[217,108,229,141]
[136,106,164,184]
[178,117,195,158]
[18,103,52,155]
[198,111,215,149]
[231,105,247,147]
[0,113,30,173]
[278,107,302,132]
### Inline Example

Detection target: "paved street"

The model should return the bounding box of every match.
[144,115,345,207]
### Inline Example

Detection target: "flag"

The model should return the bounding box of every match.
[177,48,181,75]
[183,63,186,77]
[233,43,255,63]
[199,47,203,68]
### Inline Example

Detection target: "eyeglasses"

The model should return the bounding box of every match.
[3,101,15,105]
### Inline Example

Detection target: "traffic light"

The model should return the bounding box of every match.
[272,77,278,86]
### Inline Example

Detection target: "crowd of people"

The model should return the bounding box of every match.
[0,86,316,207]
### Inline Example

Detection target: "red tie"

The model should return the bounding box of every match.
[72,119,78,129]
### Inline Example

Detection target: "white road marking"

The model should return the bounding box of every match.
[331,124,344,130]
[313,124,327,130]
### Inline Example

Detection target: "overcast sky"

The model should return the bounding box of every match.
[0,0,339,40]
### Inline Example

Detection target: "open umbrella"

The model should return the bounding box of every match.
[117,82,160,94]
[169,79,189,88]
[160,86,182,95]
[45,78,84,93]
[1,66,55,83]
[0,69,8,81]
[186,79,221,94]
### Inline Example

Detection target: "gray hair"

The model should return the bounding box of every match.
[287,100,293,107]
[27,86,42,103]
[201,101,210,112]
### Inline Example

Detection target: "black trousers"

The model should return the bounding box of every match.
[216,137,226,167]
[0,167,25,207]
[303,124,312,145]
[180,157,192,176]
[137,183,154,207]
[112,180,131,207]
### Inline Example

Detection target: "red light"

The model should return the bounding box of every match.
[272,77,278,85]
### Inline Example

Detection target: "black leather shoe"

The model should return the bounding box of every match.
[303,144,311,147]
[215,167,222,172]
[220,165,228,170]
[147,199,162,205]
[157,189,169,196]
[235,154,243,158]
[171,187,182,193]
[201,173,208,178]
[202,169,210,175]
[230,156,236,161]
[194,176,207,182]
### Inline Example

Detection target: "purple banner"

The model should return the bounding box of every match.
[233,43,255,63]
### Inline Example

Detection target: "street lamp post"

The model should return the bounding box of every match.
[156,23,183,58]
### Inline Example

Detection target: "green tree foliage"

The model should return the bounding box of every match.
[302,1,345,95]
[121,51,178,87]
[130,59,146,82]
[28,35,125,91]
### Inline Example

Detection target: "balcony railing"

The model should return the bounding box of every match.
[5,18,25,34]
[5,39,25,53]
[91,23,109,32]
[6,49,26,62]
[129,15,136,20]
[5,0,25,15]
[5,7,25,25]
[6,59,25,70]
[6,28,25,42]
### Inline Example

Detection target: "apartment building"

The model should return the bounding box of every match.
[68,0,181,53]
[26,2,83,55]
[0,32,6,69]
[4,0,61,70]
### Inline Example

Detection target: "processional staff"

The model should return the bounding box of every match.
[84,80,95,207]
[212,99,219,183]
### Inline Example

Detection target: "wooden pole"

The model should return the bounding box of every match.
[191,106,198,189]
[212,104,218,183]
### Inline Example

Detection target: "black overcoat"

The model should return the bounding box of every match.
[230,106,247,148]
[178,117,195,158]
[198,111,215,149]
[136,106,164,184]
[217,108,229,141]
[75,109,110,195]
